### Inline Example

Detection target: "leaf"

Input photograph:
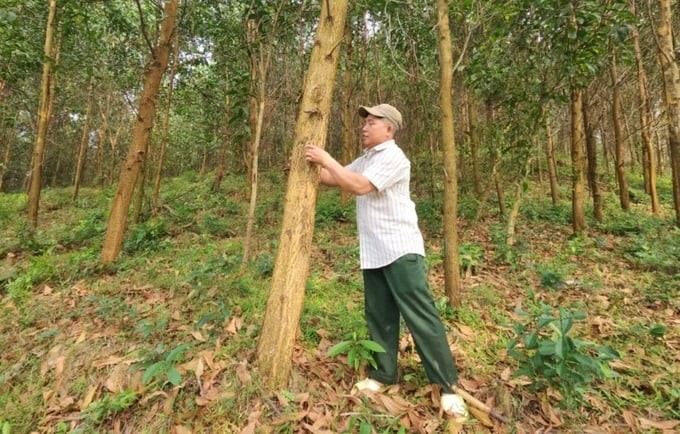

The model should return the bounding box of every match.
[359,340,385,353]
[648,324,667,337]
[327,341,351,357]
[167,367,182,386]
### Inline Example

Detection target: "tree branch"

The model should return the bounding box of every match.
[135,0,155,58]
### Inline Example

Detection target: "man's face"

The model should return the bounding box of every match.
[361,115,392,148]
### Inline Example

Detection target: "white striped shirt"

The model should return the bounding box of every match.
[346,140,425,269]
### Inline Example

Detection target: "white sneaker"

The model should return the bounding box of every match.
[354,378,384,392]
[441,393,468,422]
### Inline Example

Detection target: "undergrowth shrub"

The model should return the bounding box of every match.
[521,199,571,225]
[5,253,57,300]
[315,193,354,227]
[123,219,170,254]
[507,293,620,409]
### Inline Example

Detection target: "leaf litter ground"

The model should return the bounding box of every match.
[0,183,678,433]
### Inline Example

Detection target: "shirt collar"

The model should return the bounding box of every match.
[364,139,395,155]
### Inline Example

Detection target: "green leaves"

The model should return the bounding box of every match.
[507,298,620,409]
[140,342,191,387]
[328,332,386,371]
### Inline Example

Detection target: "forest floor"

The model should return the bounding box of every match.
[0,172,678,434]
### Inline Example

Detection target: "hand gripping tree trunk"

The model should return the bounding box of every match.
[436,0,462,307]
[257,0,348,389]
[656,0,680,227]
[100,0,178,263]
[27,0,57,229]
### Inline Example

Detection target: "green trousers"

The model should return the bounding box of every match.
[362,253,458,393]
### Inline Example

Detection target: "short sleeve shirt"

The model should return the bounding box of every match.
[346,140,425,269]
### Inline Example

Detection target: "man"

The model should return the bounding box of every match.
[304,103,468,421]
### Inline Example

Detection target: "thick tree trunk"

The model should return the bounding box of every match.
[583,90,602,221]
[630,0,660,215]
[212,81,231,192]
[436,0,462,307]
[73,79,94,200]
[609,46,630,211]
[570,88,587,234]
[545,116,559,205]
[27,0,57,229]
[656,0,680,226]
[101,0,178,263]
[257,0,348,389]
[152,27,180,210]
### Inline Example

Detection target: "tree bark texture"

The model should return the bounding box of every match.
[100,0,178,263]
[436,0,462,307]
[256,0,349,389]
[656,0,680,226]
[570,88,587,234]
[27,0,57,229]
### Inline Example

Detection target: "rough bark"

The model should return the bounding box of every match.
[27,0,57,229]
[257,0,348,389]
[436,0,462,307]
[100,0,178,263]
[656,0,680,226]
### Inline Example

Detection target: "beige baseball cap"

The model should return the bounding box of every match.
[358,103,403,130]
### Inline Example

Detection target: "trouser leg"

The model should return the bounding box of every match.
[384,254,458,393]
[363,268,400,385]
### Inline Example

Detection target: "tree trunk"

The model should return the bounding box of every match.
[101,0,178,263]
[242,99,265,265]
[656,0,680,226]
[27,0,57,229]
[152,26,181,210]
[436,0,462,307]
[583,89,602,221]
[257,0,348,389]
[545,116,559,205]
[73,79,94,200]
[609,44,630,211]
[630,0,660,215]
[570,88,587,234]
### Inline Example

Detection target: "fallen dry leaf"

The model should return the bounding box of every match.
[639,417,680,431]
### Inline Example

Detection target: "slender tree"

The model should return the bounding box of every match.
[436,0,462,307]
[257,0,349,389]
[27,0,57,229]
[101,0,179,263]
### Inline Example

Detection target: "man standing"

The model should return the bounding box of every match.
[304,103,468,421]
